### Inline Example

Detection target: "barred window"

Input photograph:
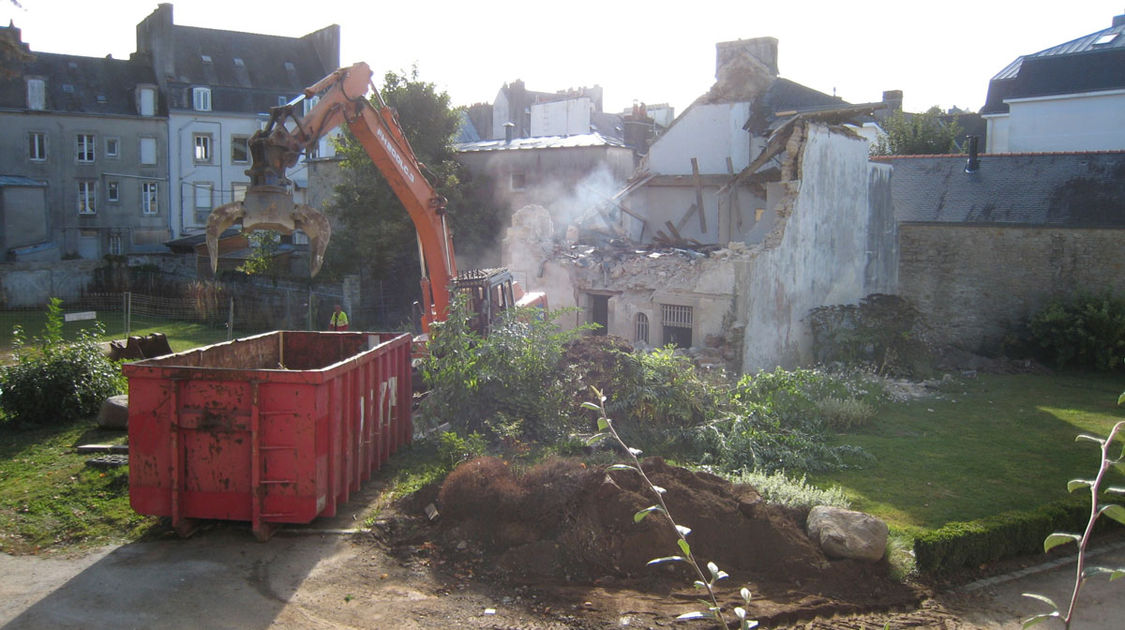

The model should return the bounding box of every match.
[660,304,693,348]
[635,313,649,345]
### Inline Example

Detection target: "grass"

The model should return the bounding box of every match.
[0,419,160,555]
[812,372,1125,536]
[0,311,245,363]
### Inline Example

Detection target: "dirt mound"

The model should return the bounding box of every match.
[426,456,920,624]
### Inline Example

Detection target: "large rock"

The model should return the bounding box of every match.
[806,506,888,562]
[97,394,129,430]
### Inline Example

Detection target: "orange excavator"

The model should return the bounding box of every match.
[205,62,545,336]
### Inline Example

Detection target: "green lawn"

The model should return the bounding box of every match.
[0,310,244,360]
[0,420,160,554]
[813,372,1125,535]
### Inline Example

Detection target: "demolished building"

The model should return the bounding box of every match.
[503,38,899,373]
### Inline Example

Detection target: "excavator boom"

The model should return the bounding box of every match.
[205,62,459,333]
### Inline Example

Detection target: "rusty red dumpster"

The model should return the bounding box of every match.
[124,331,412,540]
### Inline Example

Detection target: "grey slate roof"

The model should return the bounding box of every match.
[0,50,158,115]
[164,25,333,113]
[982,15,1125,114]
[879,152,1125,227]
[0,175,47,187]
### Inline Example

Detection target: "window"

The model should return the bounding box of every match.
[231,182,248,202]
[139,137,157,165]
[510,172,526,191]
[105,137,120,158]
[588,294,608,336]
[277,95,288,107]
[28,131,46,161]
[138,87,156,116]
[193,133,212,163]
[26,78,45,110]
[194,182,213,209]
[231,135,250,163]
[192,87,212,111]
[635,313,649,345]
[107,180,120,202]
[108,234,123,256]
[77,180,96,214]
[661,304,693,348]
[142,182,159,215]
[76,134,95,163]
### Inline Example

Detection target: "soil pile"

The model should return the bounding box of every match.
[421,456,920,625]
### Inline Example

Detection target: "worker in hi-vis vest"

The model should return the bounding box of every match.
[330,304,349,331]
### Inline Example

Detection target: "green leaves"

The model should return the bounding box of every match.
[1043,532,1081,553]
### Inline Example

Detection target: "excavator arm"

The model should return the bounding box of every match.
[205,62,458,333]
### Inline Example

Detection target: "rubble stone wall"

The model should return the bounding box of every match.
[741,124,895,371]
[899,224,1125,353]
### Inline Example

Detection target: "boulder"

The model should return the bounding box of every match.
[97,394,129,430]
[806,505,888,562]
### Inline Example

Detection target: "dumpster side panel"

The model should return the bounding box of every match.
[126,331,413,536]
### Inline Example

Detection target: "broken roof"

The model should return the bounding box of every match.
[455,132,629,153]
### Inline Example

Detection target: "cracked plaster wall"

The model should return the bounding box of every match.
[741,124,895,371]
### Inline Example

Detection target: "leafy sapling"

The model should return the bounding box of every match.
[1022,419,1125,629]
[584,386,757,629]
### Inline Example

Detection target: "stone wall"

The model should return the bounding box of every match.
[0,260,100,307]
[899,224,1125,353]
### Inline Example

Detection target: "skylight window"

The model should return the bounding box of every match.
[1093,32,1120,46]
[201,55,213,64]
[233,57,245,67]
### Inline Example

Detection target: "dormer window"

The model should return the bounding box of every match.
[26,78,45,110]
[137,86,156,116]
[192,87,212,111]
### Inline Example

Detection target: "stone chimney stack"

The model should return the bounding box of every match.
[716,37,779,79]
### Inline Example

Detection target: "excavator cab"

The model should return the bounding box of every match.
[451,268,517,335]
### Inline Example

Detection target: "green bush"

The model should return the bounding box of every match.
[419,297,587,442]
[912,498,1117,574]
[599,346,721,449]
[807,294,934,378]
[1028,292,1125,371]
[688,368,881,474]
[0,298,126,425]
[721,468,851,511]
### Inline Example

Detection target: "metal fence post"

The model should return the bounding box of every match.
[124,291,131,338]
[227,296,235,341]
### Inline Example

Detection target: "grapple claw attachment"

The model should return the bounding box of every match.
[204,186,332,277]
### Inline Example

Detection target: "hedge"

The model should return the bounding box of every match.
[913,497,1119,575]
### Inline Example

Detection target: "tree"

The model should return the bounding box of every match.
[871,107,964,156]
[322,68,501,306]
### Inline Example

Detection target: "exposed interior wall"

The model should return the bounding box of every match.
[899,224,1125,353]
[741,124,892,371]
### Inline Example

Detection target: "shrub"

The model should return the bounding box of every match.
[912,498,1116,575]
[688,368,881,474]
[1028,292,1125,371]
[816,396,876,430]
[721,468,852,511]
[0,298,126,425]
[599,345,722,449]
[807,294,934,378]
[420,296,587,442]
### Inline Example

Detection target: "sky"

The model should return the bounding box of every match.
[4,0,1123,116]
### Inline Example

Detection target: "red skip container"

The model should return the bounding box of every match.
[124,331,412,540]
